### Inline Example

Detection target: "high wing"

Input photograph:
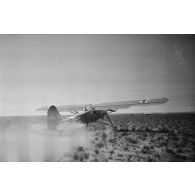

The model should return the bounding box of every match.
[36,104,86,112]
[36,98,169,112]
[94,97,169,110]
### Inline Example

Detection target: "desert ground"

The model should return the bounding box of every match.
[68,113,195,162]
[0,113,194,162]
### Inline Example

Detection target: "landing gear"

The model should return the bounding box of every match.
[105,113,117,130]
[89,114,116,131]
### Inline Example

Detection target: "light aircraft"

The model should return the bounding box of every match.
[36,97,169,130]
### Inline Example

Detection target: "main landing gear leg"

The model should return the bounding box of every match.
[105,114,116,130]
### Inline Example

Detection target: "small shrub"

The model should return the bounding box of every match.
[73,153,79,161]
[125,137,138,144]
[102,133,107,140]
[108,139,116,143]
[109,150,114,155]
[177,148,183,153]
[95,149,99,154]
[141,146,151,154]
[84,153,89,160]
[124,147,129,151]
[77,146,84,152]
[96,142,104,148]
[117,154,123,157]
[166,148,175,154]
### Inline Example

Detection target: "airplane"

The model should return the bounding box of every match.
[36,97,169,130]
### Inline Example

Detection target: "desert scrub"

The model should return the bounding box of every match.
[124,147,129,151]
[73,151,90,162]
[96,142,104,148]
[141,146,151,154]
[125,136,138,144]
[73,153,80,161]
[77,146,84,152]
[117,154,123,157]
[109,150,114,155]
[166,148,175,155]
[94,149,99,154]
[101,133,107,140]
[83,152,89,160]
[108,156,113,160]
[108,138,116,144]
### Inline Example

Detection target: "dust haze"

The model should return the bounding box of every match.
[0,117,94,162]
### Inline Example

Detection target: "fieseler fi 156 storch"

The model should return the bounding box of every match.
[36,97,169,130]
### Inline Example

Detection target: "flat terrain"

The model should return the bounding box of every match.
[0,113,195,162]
[69,113,195,162]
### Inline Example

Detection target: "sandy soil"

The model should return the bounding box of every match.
[0,113,194,162]
[63,113,195,162]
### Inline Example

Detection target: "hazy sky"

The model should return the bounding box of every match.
[0,35,195,116]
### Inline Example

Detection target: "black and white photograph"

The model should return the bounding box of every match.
[1,1,195,194]
[0,34,194,162]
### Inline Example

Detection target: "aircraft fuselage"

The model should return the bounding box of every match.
[75,110,107,124]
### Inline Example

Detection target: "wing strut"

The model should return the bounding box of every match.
[105,113,116,130]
